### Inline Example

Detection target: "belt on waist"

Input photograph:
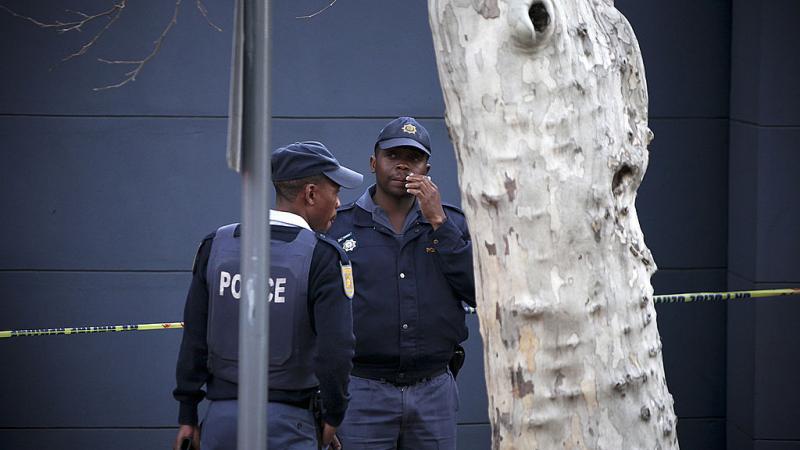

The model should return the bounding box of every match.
[271,397,314,410]
[352,366,448,386]
[268,389,317,410]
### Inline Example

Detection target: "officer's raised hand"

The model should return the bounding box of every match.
[405,173,447,230]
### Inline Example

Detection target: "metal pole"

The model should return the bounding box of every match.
[238,0,270,448]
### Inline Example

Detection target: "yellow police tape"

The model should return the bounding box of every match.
[1,289,799,339]
[461,288,800,314]
[0,322,184,339]
[653,288,800,304]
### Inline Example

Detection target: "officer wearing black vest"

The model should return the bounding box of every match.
[173,141,363,450]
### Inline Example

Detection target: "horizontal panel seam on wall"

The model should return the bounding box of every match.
[0,269,190,273]
[730,118,800,129]
[727,269,756,283]
[729,421,755,440]
[0,114,227,120]
[0,426,178,430]
[0,114,738,121]
[0,266,728,273]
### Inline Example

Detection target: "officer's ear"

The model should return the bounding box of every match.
[303,183,318,206]
[423,163,431,175]
[369,155,376,173]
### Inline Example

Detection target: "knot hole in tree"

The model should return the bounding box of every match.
[611,164,636,197]
[528,2,550,33]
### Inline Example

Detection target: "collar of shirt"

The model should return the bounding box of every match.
[355,185,423,236]
[269,209,312,231]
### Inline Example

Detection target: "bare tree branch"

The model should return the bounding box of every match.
[295,0,337,20]
[93,0,183,91]
[2,0,223,90]
[195,0,222,32]
[58,1,127,65]
[0,3,123,32]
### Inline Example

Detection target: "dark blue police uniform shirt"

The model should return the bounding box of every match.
[173,223,355,427]
[328,185,476,382]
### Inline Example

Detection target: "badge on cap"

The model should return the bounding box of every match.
[402,123,417,135]
[340,263,355,299]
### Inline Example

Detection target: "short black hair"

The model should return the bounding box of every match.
[273,175,327,202]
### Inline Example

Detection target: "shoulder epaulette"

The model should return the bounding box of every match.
[191,232,216,274]
[314,232,350,265]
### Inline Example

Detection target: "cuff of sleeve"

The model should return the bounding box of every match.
[430,217,462,249]
[322,410,345,428]
[178,402,199,426]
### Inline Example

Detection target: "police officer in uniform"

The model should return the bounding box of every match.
[329,117,476,450]
[173,141,363,450]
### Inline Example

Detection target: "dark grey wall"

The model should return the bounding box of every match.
[1,1,796,449]
[621,1,731,448]
[727,1,800,450]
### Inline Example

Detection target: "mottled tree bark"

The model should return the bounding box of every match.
[428,1,678,448]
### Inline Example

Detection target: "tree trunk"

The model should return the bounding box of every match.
[428,1,678,448]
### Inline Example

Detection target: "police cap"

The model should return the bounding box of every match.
[272,141,363,189]
[375,117,431,156]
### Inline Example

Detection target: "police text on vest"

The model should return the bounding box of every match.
[218,271,287,303]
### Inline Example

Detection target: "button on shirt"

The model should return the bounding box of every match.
[328,186,476,382]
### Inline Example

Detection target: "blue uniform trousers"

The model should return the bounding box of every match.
[337,371,459,450]
[201,400,318,450]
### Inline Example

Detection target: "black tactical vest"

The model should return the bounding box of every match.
[206,223,319,391]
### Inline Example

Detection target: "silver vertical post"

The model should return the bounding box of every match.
[238,0,270,448]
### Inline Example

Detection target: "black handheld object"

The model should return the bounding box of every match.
[449,344,466,379]
[312,392,324,450]
[180,437,194,450]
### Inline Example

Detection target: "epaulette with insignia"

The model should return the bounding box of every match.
[315,232,350,265]
[315,232,354,299]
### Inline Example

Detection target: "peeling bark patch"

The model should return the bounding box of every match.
[481,94,495,112]
[495,302,502,323]
[611,164,634,196]
[466,192,478,210]
[481,193,502,209]
[591,220,602,242]
[504,175,517,201]
[640,406,651,421]
[511,366,535,397]
[485,241,497,255]
[529,2,550,33]
[503,235,510,255]
[475,0,500,19]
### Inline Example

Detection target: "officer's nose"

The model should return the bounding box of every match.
[336,197,341,208]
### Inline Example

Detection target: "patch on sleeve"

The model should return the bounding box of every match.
[340,262,355,299]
